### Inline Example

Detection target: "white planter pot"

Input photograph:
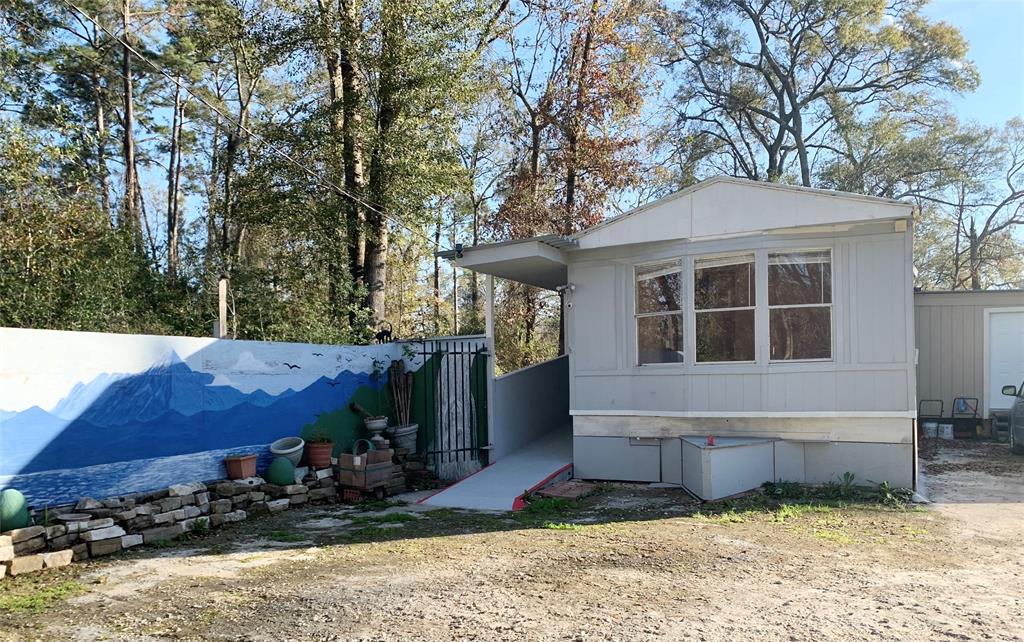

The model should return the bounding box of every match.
[270,436,305,466]
[365,417,388,436]
[390,423,418,452]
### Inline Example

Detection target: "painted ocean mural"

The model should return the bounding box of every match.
[0,327,408,506]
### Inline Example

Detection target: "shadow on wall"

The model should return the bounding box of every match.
[0,328,409,507]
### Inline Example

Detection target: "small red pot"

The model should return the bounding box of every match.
[224,454,257,479]
[305,442,335,469]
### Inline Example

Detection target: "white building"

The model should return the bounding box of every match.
[447,176,917,499]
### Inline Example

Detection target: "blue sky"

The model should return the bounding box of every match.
[924,0,1024,126]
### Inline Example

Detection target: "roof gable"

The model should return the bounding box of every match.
[574,177,912,251]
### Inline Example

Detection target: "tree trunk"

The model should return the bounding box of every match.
[433,217,442,333]
[340,0,367,308]
[166,80,183,281]
[121,0,140,243]
[363,4,401,322]
[91,72,111,220]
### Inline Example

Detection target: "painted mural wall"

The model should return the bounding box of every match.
[0,327,459,506]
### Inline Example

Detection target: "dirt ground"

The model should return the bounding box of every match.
[2,440,1023,642]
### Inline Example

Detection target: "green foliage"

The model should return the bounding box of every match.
[0,580,86,614]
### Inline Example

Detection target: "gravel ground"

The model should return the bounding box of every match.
[1,441,1022,642]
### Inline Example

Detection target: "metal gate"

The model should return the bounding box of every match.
[410,337,490,480]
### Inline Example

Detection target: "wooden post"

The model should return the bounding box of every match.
[216,277,229,338]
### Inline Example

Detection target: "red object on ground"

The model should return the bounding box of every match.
[706,435,716,446]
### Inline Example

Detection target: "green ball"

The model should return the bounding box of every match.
[0,488,30,532]
[266,456,296,486]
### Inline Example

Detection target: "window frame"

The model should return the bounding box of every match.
[767,248,834,363]
[634,259,685,367]
[692,252,757,365]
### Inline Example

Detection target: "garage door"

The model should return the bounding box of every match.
[988,310,1024,414]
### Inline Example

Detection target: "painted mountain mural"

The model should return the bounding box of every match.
[0,351,381,476]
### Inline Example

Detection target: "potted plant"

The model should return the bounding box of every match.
[387,359,418,452]
[224,453,257,479]
[305,429,335,469]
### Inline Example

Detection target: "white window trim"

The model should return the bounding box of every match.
[693,253,757,365]
[767,248,834,363]
[634,260,685,366]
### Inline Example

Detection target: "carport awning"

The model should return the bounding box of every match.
[438,235,574,291]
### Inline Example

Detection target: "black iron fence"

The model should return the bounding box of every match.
[407,337,490,478]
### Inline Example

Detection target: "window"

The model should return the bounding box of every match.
[769,250,832,360]
[635,261,683,364]
[694,254,755,362]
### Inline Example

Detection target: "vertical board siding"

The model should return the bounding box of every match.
[569,229,915,414]
[914,291,1024,416]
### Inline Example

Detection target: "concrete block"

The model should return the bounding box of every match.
[223,510,247,523]
[68,518,113,534]
[135,503,156,516]
[0,545,13,562]
[168,482,206,497]
[0,563,5,579]
[267,499,289,513]
[45,525,68,540]
[315,468,333,480]
[101,498,124,509]
[80,526,126,542]
[309,487,337,501]
[8,555,45,576]
[283,484,306,495]
[208,513,225,528]
[41,550,74,569]
[235,476,264,487]
[71,543,89,562]
[194,492,210,506]
[249,491,265,502]
[114,509,138,522]
[4,526,44,543]
[158,496,183,512]
[121,534,143,549]
[89,538,123,557]
[247,502,269,517]
[47,534,78,549]
[180,494,196,506]
[141,523,185,544]
[183,505,201,519]
[210,499,232,514]
[0,535,10,547]
[75,497,102,511]
[288,494,308,506]
[13,536,45,556]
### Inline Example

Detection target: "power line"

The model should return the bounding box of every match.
[50,0,454,252]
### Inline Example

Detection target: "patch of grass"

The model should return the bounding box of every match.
[267,530,307,543]
[350,512,419,525]
[514,496,579,526]
[694,509,750,524]
[0,580,85,614]
[543,522,584,531]
[813,528,854,545]
[770,503,835,522]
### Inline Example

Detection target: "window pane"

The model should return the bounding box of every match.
[769,252,831,306]
[770,307,831,360]
[696,309,755,362]
[637,271,682,314]
[694,256,755,309]
[638,314,683,364]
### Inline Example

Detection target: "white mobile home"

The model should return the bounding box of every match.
[451,177,917,497]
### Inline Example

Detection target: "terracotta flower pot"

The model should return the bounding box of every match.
[224,454,257,479]
[305,441,334,469]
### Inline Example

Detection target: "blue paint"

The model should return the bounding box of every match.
[0,339,397,506]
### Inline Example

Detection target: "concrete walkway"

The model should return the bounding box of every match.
[419,428,572,511]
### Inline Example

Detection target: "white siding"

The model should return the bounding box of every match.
[915,290,1024,416]
[566,225,916,416]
